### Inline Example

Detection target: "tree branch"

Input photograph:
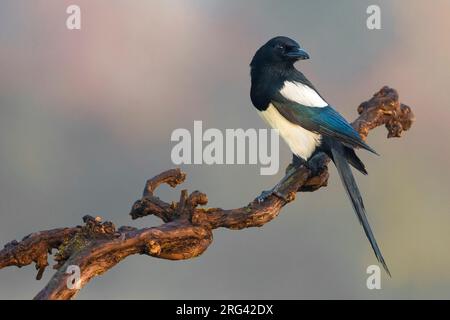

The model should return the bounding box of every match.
[0,86,415,300]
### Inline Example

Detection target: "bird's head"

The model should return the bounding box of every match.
[250,36,310,68]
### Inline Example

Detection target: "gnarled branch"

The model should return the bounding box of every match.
[0,86,415,300]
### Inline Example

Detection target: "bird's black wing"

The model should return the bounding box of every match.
[271,100,378,154]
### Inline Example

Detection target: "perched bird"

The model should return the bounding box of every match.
[250,36,390,276]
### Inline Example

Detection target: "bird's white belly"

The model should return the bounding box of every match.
[259,104,321,160]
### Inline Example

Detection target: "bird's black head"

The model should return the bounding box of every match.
[250,36,310,68]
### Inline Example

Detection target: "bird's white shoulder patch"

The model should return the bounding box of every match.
[259,104,321,160]
[280,81,328,107]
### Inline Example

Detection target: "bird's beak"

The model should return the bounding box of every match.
[286,47,310,60]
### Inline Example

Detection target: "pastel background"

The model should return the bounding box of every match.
[0,0,449,299]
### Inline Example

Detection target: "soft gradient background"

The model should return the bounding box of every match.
[1,0,449,299]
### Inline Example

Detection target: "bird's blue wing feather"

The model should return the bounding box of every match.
[271,101,378,154]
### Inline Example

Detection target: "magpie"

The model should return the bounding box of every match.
[250,36,390,276]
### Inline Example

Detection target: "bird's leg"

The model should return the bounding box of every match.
[292,154,307,168]
[256,154,306,203]
[284,154,307,175]
[306,152,328,176]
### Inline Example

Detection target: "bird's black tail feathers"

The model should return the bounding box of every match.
[330,143,391,276]
[343,146,368,175]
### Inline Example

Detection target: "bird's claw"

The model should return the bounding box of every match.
[256,189,273,203]
[256,187,289,203]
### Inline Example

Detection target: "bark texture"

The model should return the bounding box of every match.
[0,86,415,300]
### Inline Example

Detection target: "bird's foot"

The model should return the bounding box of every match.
[256,189,272,203]
[256,184,288,203]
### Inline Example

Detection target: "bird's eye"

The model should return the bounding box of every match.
[275,44,284,51]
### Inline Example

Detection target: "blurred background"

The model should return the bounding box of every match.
[1,0,449,299]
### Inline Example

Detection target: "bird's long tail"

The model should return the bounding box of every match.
[330,144,391,276]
